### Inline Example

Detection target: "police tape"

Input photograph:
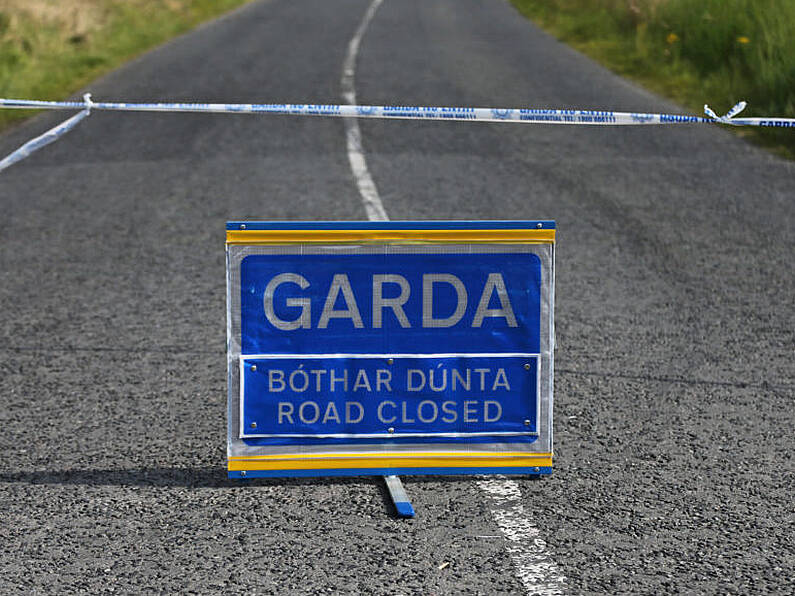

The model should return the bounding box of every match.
[2,96,795,127]
[1,95,793,174]
[0,107,90,174]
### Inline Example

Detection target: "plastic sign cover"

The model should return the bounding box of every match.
[225,221,555,478]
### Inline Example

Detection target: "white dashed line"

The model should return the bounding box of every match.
[341,2,564,593]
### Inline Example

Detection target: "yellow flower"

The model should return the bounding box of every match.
[737,36,750,44]
[666,32,679,44]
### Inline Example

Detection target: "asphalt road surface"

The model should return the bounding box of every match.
[1,0,793,593]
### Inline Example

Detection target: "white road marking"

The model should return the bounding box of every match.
[479,478,567,594]
[341,2,565,593]
[341,0,388,221]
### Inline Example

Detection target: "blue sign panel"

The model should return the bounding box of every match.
[240,355,538,444]
[240,252,541,355]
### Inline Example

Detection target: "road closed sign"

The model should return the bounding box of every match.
[225,221,555,478]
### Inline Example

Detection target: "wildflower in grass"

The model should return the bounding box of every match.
[737,36,750,44]
[666,32,679,44]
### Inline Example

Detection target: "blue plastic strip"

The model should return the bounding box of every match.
[228,466,553,479]
[226,220,556,230]
[394,500,415,518]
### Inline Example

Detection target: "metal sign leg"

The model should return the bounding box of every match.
[383,475,415,518]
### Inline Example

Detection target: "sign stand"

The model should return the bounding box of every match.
[225,220,556,517]
[384,475,415,518]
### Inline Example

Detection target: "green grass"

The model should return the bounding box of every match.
[0,0,253,131]
[511,0,795,157]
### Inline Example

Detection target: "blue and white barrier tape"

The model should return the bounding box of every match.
[1,96,794,127]
[2,96,793,174]
[0,103,90,174]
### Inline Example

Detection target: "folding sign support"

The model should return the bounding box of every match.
[384,475,415,518]
[225,221,556,518]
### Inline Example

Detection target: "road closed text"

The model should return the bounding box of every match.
[276,398,504,426]
[240,355,539,437]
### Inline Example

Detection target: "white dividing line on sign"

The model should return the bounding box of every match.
[341,2,566,594]
[340,0,388,222]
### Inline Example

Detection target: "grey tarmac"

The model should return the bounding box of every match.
[0,0,793,594]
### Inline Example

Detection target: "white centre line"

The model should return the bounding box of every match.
[479,478,567,594]
[341,0,388,221]
[340,2,565,593]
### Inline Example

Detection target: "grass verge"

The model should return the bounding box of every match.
[510,0,795,158]
[0,0,253,131]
